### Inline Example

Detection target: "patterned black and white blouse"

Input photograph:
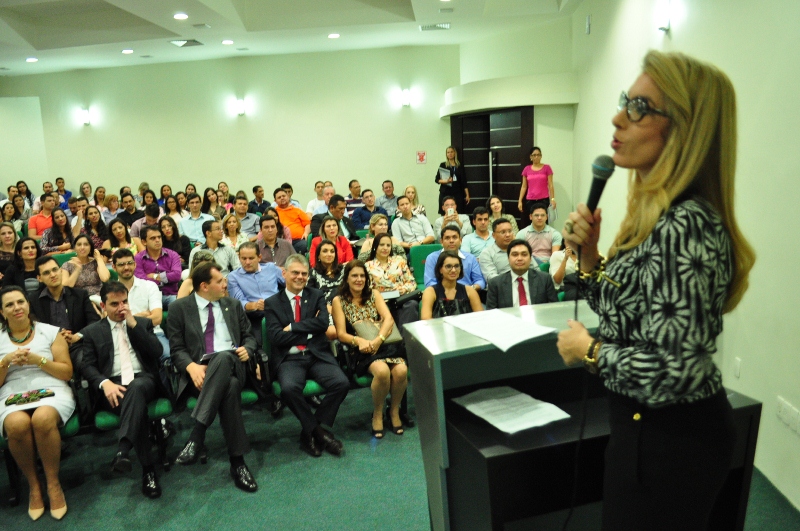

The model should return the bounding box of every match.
[581,198,733,407]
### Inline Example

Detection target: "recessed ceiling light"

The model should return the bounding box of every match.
[174,13,188,20]
[170,40,188,47]
[328,33,340,39]
[222,40,234,45]
[122,49,133,54]
[26,57,38,63]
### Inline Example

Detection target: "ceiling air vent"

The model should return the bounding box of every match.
[419,23,450,31]
[170,39,204,47]
[192,23,211,29]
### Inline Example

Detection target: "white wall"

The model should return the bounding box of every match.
[0,46,460,215]
[0,97,49,186]
[571,0,800,509]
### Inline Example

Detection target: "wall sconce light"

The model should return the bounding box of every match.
[400,89,411,107]
[389,87,421,109]
[80,109,91,126]
[656,0,671,33]
[234,99,246,116]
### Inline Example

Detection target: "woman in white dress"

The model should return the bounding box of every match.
[0,286,74,520]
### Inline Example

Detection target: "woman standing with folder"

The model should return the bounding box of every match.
[435,146,469,214]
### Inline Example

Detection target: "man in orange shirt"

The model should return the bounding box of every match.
[273,188,310,253]
[28,193,56,240]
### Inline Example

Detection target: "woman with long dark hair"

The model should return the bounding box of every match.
[2,202,23,234]
[1,238,41,291]
[140,190,164,217]
[487,194,519,234]
[39,208,73,255]
[332,261,407,438]
[265,206,292,241]
[75,205,109,250]
[557,51,755,530]
[92,187,107,212]
[164,194,187,226]
[160,216,191,266]
[101,218,137,255]
[420,251,482,319]
[13,195,31,222]
[0,286,74,520]
[16,181,34,210]
[61,234,110,296]
[158,184,172,207]
[201,188,226,220]
[0,222,19,269]
[308,239,345,305]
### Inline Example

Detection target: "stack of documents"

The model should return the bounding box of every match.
[452,386,570,434]
[442,309,556,352]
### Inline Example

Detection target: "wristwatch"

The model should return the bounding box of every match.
[583,339,601,375]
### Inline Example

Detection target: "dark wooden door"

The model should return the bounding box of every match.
[450,107,533,223]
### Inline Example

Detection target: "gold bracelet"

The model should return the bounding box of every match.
[38,357,47,368]
[351,336,358,347]
[378,334,387,342]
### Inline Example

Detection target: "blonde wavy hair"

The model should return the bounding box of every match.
[445,145,460,168]
[609,50,755,312]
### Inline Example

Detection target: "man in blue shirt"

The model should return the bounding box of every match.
[227,242,285,348]
[351,189,388,229]
[424,225,486,292]
[179,193,214,244]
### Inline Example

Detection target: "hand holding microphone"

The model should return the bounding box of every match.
[563,155,615,271]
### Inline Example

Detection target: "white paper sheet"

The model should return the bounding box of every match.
[442,309,556,352]
[451,386,570,434]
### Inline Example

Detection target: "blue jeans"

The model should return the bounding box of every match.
[162,294,177,311]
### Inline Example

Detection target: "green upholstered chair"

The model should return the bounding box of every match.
[271,379,326,398]
[356,229,369,239]
[558,291,565,302]
[539,261,550,273]
[1,413,79,506]
[94,398,174,470]
[53,252,77,266]
[408,244,442,291]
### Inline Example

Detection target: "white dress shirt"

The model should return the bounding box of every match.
[194,293,235,352]
[511,271,531,307]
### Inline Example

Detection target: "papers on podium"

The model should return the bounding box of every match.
[442,309,556,352]
[452,386,570,434]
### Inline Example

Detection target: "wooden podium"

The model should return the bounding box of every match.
[403,301,762,531]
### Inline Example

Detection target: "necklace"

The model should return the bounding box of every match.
[10,323,34,344]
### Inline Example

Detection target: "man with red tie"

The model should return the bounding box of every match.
[167,262,259,492]
[264,254,350,458]
[486,239,558,309]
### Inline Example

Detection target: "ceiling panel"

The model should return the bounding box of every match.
[231,0,415,32]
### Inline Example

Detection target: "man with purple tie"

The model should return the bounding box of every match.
[166,262,259,492]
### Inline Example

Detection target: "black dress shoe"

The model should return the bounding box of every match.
[141,471,162,499]
[267,398,285,418]
[230,465,258,493]
[111,452,132,473]
[299,432,322,457]
[314,428,344,457]
[174,440,207,465]
[306,395,323,408]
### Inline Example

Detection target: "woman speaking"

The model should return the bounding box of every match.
[557,51,755,530]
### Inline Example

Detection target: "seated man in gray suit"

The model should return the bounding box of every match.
[81,281,166,499]
[167,262,258,493]
[486,239,558,309]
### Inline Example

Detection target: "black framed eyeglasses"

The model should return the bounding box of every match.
[618,91,669,122]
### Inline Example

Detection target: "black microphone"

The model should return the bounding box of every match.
[586,155,615,212]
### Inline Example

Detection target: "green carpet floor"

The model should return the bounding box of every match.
[1,387,799,530]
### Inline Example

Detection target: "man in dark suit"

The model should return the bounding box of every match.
[30,256,100,361]
[486,239,558,310]
[81,281,166,499]
[310,194,359,241]
[264,254,350,457]
[167,262,258,492]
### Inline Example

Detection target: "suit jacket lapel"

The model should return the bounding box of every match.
[219,298,238,345]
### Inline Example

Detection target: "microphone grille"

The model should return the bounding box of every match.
[592,155,615,180]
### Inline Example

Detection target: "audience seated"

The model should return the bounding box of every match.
[201,188,226,221]
[424,226,485,291]
[311,186,336,215]
[227,242,285,349]
[28,194,55,240]
[140,190,165,218]
[248,186,270,215]
[230,197,261,240]
[391,196,434,250]
[112,249,170,361]
[305,181,326,216]
[103,194,123,224]
[376,181,399,219]
[310,195,358,242]
[39,208,74,255]
[345,180,364,217]
[487,194,519,234]
[515,203,562,265]
[220,213,249,251]
[403,185,427,218]
[478,218,515,282]
[309,216,354,267]
[432,196,472,243]
[167,263,259,492]
[188,220,240,277]
[163,194,187,227]
[256,215,293,267]
[103,218,138,257]
[421,251,483,319]
[265,254,350,457]
[460,207,493,258]
[486,239,558,310]
[176,250,215,299]
[549,245,577,291]
[0,286,74,521]
[81,281,168,499]
[61,234,110,297]
[351,188,388,230]
[264,206,293,241]
[134,225,182,309]
[117,193,144,228]
[332,260,407,438]
[75,206,110,251]
[0,222,18,269]
[2,203,24,235]
[307,240,346,310]
[364,234,416,296]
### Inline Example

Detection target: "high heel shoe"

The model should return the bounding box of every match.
[28,506,45,521]
[371,416,385,439]
[50,503,68,520]
[386,410,404,436]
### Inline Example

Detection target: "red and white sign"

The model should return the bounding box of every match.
[416,151,427,164]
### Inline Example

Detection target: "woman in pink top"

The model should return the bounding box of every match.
[518,146,555,215]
